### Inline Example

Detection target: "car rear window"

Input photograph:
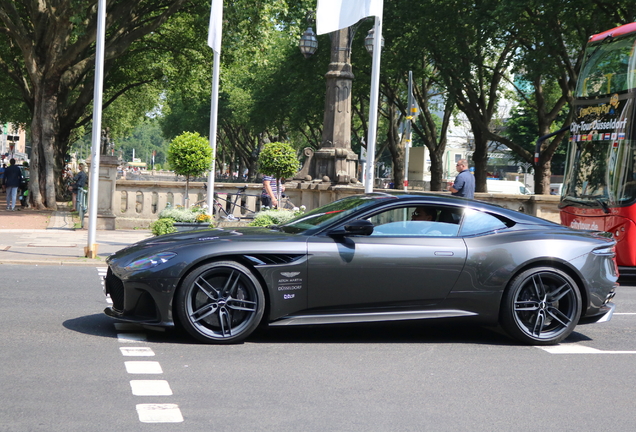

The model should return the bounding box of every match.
[459,209,509,236]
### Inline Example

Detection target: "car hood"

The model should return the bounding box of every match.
[143,226,279,244]
[108,226,302,263]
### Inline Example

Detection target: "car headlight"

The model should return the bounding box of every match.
[125,252,177,270]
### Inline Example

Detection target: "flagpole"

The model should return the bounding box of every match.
[207,0,222,212]
[364,16,383,193]
[86,0,106,258]
[207,49,220,212]
[404,70,413,191]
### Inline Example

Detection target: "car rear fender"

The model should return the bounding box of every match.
[500,259,589,318]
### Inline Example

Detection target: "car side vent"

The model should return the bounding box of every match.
[244,254,304,266]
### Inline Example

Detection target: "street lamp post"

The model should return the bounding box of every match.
[297,20,381,185]
[517,162,534,192]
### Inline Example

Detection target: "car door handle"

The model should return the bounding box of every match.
[434,251,454,256]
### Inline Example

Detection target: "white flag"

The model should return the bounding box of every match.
[316,0,383,35]
[207,0,223,52]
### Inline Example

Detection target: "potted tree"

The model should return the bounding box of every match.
[167,131,213,208]
[250,142,301,227]
[258,141,300,204]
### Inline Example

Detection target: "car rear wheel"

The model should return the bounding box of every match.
[175,261,265,344]
[500,267,581,345]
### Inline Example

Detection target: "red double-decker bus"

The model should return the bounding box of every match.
[560,22,636,275]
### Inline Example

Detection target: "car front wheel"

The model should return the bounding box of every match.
[500,267,581,345]
[175,261,265,344]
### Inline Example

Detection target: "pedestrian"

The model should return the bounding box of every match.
[261,175,284,208]
[0,163,6,193]
[448,159,475,199]
[70,163,88,212]
[3,159,21,211]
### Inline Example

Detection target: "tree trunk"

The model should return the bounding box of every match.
[392,147,405,190]
[386,105,405,189]
[429,146,445,191]
[184,175,190,207]
[30,85,59,210]
[471,128,488,193]
[534,158,552,196]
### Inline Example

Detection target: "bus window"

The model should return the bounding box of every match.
[576,35,636,98]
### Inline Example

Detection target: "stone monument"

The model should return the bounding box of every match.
[296,28,359,184]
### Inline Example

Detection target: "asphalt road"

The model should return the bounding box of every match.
[1,265,635,431]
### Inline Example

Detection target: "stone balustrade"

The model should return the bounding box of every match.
[112,177,562,229]
[115,181,262,229]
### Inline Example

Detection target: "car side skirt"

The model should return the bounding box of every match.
[269,309,477,326]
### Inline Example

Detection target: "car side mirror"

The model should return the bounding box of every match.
[330,219,374,236]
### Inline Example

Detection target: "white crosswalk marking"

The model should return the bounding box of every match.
[117,333,147,342]
[130,380,173,396]
[106,267,184,423]
[125,361,163,374]
[120,347,155,357]
[538,343,636,354]
[136,404,184,423]
[97,267,110,303]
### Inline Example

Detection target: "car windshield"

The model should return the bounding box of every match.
[279,195,395,234]
[563,138,636,206]
[576,34,636,98]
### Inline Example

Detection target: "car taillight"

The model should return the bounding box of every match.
[592,245,619,277]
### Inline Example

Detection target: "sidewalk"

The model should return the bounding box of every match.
[0,196,152,266]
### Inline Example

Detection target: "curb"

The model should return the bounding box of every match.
[0,260,108,267]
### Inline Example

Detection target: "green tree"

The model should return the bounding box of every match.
[167,132,213,206]
[258,141,299,202]
[115,119,169,168]
[490,0,635,193]
[160,1,322,182]
[0,0,199,208]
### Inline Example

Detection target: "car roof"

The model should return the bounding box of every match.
[364,192,558,226]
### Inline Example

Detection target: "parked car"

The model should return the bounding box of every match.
[487,179,532,195]
[550,183,564,195]
[104,193,618,345]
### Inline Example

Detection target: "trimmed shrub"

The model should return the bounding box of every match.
[150,218,177,236]
[249,207,304,227]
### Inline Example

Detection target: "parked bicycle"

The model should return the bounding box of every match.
[194,185,258,223]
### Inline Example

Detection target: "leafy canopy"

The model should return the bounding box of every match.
[258,141,300,180]
[167,132,213,179]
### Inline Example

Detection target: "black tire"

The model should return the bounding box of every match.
[500,267,582,345]
[175,261,265,344]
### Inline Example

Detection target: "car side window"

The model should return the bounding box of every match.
[459,209,508,236]
[368,208,410,226]
[368,206,460,237]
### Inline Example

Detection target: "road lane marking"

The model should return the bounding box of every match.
[120,347,155,356]
[106,272,184,424]
[614,313,636,315]
[98,267,110,302]
[538,343,636,354]
[118,333,147,342]
[125,361,163,374]
[136,404,184,423]
[130,380,173,396]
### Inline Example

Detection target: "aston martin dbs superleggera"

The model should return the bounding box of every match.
[104,193,618,345]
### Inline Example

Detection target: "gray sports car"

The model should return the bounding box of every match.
[104,193,618,345]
